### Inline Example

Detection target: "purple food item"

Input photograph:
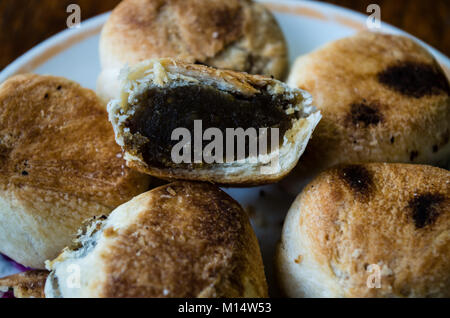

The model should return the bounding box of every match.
[1,254,30,272]
[1,254,33,299]
[1,290,14,298]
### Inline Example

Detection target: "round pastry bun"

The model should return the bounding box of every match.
[45,181,268,298]
[277,163,450,298]
[282,31,450,194]
[97,0,288,102]
[107,58,321,186]
[0,74,150,269]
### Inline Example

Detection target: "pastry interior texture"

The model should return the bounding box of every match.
[108,58,321,185]
[45,182,268,298]
[282,31,450,194]
[97,0,288,102]
[277,163,450,298]
[0,74,150,269]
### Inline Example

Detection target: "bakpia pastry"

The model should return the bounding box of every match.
[277,163,450,298]
[0,74,150,269]
[0,270,48,298]
[97,0,288,102]
[108,58,321,185]
[283,31,450,194]
[44,182,268,298]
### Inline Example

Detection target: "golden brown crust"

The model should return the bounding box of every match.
[100,182,267,297]
[0,270,48,298]
[279,163,450,297]
[0,74,149,207]
[100,0,287,79]
[117,58,283,101]
[284,32,450,192]
[46,182,268,297]
[0,74,150,268]
[124,161,288,187]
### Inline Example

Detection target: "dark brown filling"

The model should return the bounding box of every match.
[125,85,298,168]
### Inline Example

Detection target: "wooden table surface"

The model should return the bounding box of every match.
[0,0,449,70]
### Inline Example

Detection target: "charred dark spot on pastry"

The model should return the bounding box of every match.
[348,102,383,127]
[125,85,297,168]
[339,165,373,196]
[44,93,49,99]
[21,171,28,176]
[378,62,450,98]
[390,136,395,144]
[432,145,439,153]
[57,85,62,90]
[410,150,419,162]
[408,193,445,229]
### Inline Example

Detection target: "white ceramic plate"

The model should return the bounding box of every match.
[1,0,449,296]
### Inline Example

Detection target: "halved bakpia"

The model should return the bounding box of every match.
[108,58,321,185]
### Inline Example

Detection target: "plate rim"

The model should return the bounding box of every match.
[0,12,109,83]
[0,0,449,84]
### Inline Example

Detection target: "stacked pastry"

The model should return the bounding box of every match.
[97,0,289,102]
[0,0,449,298]
[281,31,450,193]
[277,32,450,297]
